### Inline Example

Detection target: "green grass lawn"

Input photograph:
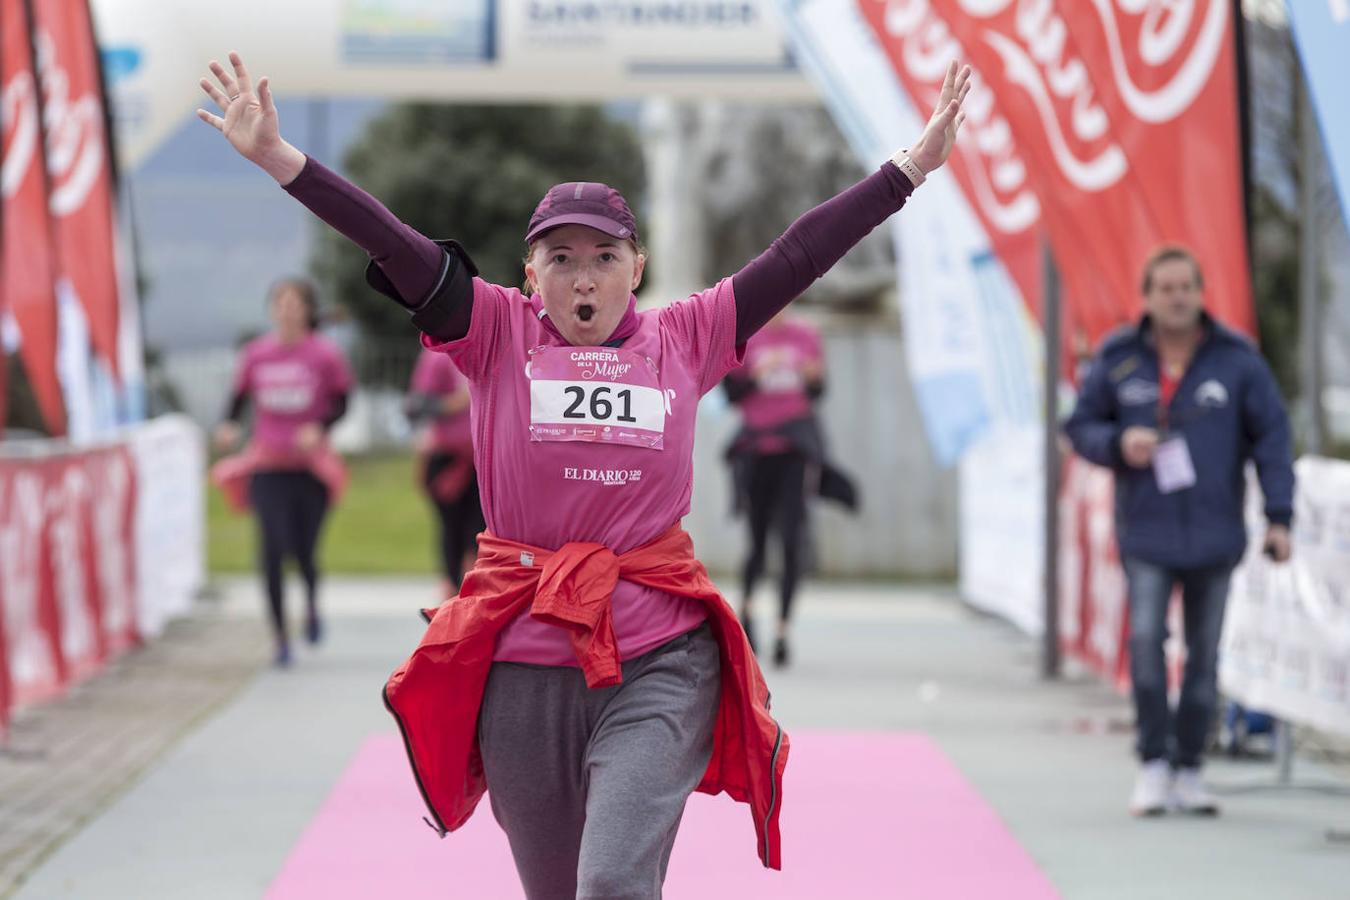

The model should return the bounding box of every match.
[207,452,442,575]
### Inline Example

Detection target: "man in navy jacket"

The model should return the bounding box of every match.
[1065,245,1294,818]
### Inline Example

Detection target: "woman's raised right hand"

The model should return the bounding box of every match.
[197,52,305,185]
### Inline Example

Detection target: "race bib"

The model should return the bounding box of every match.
[255,361,317,413]
[1153,435,1197,494]
[758,364,804,393]
[528,346,666,450]
[751,346,806,394]
[256,383,315,414]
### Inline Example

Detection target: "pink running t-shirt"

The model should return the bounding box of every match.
[409,348,473,451]
[425,277,743,665]
[737,318,823,453]
[232,333,353,457]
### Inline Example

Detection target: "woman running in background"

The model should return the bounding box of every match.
[406,346,483,595]
[213,278,352,667]
[197,50,967,897]
[723,310,831,667]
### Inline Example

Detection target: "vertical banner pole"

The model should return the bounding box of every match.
[1276,65,1326,787]
[1042,238,1062,680]
[1298,73,1325,458]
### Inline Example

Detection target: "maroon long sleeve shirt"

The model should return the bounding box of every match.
[282,156,915,345]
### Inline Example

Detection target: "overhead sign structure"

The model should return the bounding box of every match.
[91,0,814,170]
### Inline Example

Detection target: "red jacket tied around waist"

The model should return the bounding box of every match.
[382,525,789,869]
[210,441,348,513]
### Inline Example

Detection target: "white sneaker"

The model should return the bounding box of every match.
[1129,760,1171,817]
[1171,767,1220,816]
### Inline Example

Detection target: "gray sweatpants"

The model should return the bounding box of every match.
[478,623,721,900]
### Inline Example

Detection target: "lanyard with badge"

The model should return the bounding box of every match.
[1153,366,1197,494]
[527,345,667,449]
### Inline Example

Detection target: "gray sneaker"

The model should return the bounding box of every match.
[1171,767,1220,816]
[1129,760,1171,816]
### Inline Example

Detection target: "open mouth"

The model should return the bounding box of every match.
[576,304,595,322]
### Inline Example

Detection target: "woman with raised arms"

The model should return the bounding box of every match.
[197,51,969,899]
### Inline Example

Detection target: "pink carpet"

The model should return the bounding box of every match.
[266,731,1059,899]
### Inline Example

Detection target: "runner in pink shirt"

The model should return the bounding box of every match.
[406,347,483,594]
[212,278,353,667]
[198,50,970,898]
[723,311,841,667]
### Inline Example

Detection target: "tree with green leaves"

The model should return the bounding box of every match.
[313,104,647,343]
[1245,10,1347,453]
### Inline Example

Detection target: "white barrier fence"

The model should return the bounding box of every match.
[128,417,208,637]
[962,444,1350,736]
[959,425,1044,636]
[0,415,206,738]
[1222,456,1350,737]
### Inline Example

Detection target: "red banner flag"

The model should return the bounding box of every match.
[858,0,1045,322]
[1,0,64,434]
[858,0,1136,362]
[1056,0,1253,334]
[871,0,1252,343]
[29,0,122,376]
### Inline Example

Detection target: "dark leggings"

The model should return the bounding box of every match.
[248,471,330,644]
[424,452,484,588]
[741,451,809,624]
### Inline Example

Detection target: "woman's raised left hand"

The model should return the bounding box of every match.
[908,61,972,175]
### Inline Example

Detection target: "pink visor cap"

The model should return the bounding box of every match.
[525,182,638,245]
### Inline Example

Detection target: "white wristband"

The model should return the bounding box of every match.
[890,148,926,187]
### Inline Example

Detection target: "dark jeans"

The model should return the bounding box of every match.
[249,470,330,645]
[741,451,809,624]
[423,451,484,589]
[1122,556,1233,768]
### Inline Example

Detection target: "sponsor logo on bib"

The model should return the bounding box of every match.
[563,467,644,487]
